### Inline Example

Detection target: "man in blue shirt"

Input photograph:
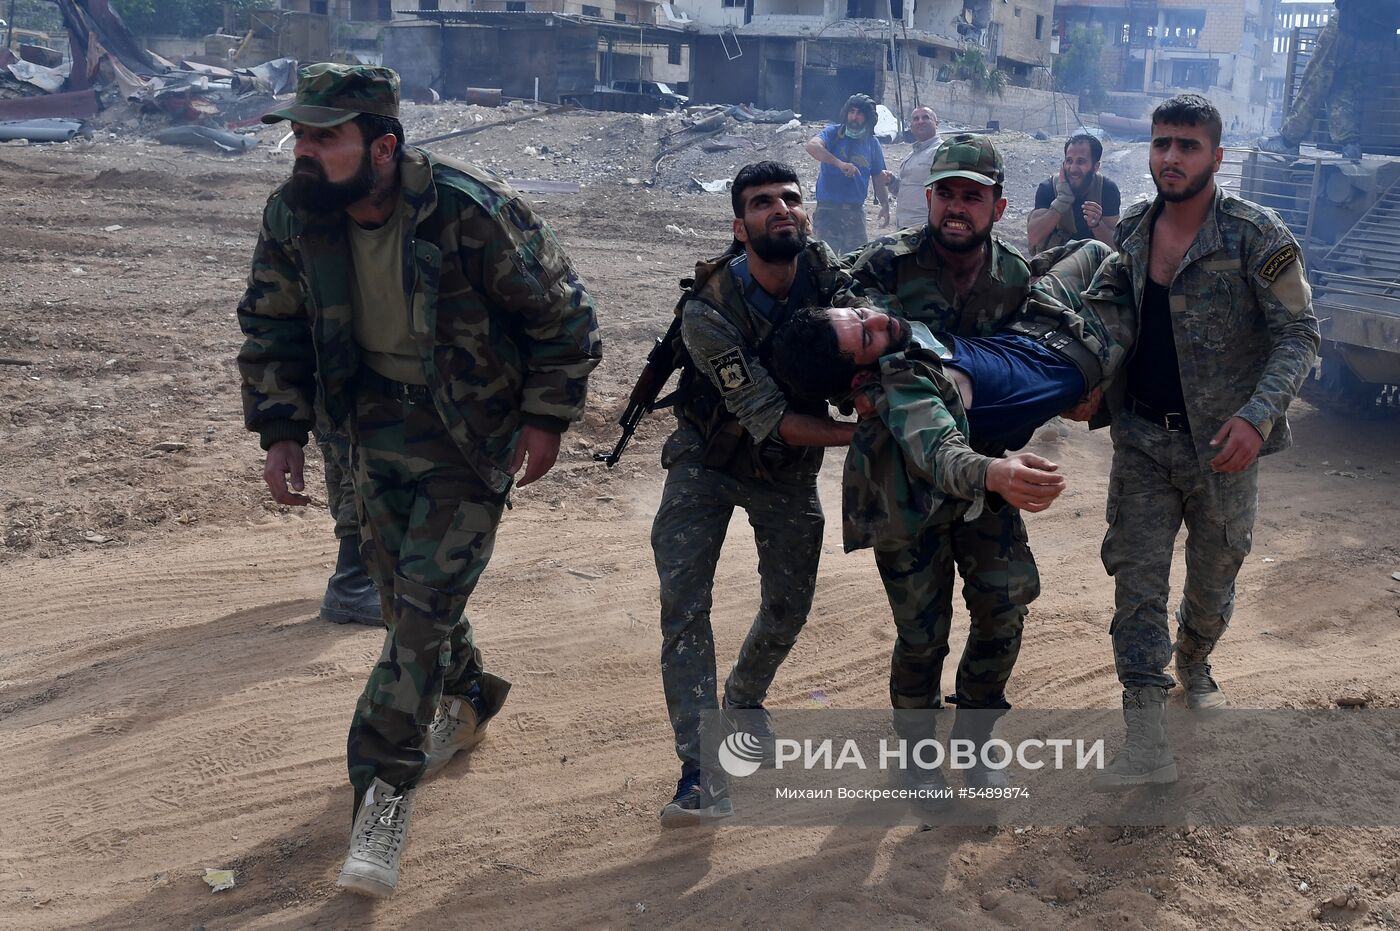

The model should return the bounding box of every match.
[804,93,891,256]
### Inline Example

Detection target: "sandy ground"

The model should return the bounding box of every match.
[2,109,1400,930]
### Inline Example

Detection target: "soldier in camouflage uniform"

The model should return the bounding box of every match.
[1260,0,1398,162]
[842,134,1038,790]
[654,161,863,826]
[237,64,601,894]
[772,241,1118,791]
[1082,95,1319,790]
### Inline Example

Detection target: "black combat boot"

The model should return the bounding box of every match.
[950,706,1012,790]
[320,534,383,627]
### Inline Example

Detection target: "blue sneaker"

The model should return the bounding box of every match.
[660,768,732,827]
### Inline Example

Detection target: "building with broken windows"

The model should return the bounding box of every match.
[1052,0,1277,133]
[666,0,1072,130]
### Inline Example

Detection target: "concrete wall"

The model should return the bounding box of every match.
[992,0,1053,64]
[885,73,1082,134]
[384,21,447,97]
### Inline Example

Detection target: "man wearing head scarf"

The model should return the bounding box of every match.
[804,93,891,255]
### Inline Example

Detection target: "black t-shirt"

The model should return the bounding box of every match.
[1125,278,1187,416]
[1034,176,1122,240]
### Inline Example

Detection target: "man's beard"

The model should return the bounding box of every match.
[283,147,375,215]
[888,315,912,352]
[929,215,993,253]
[1153,162,1213,203]
[1069,170,1097,195]
[745,220,808,262]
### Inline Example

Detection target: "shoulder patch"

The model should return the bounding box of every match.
[709,347,753,394]
[1259,243,1298,283]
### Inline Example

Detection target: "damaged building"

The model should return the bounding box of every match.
[1053,0,1277,133]
[382,0,690,105]
[376,0,1074,132]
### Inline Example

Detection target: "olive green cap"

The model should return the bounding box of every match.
[925,132,1004,187]
[261,63,400,128]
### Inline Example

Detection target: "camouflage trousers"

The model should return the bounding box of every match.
[652,448,824,771]
[312,424,359,539]
[345,374,506,795]
[873,499,1039,713]
[313,393,360,539]
[814,202,870,258]
[1280,17,1389,146]
[1101,412,1258,690]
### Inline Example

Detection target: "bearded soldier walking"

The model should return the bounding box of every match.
[237,64,600,894]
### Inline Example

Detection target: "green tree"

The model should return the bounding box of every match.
[952,46,1008,98]
[1053,25,1108,111]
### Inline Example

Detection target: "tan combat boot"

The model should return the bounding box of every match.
[337,778,416,898]
[424,672,511,778]
[1173,638,1227,711]
[1090,686,1178,791]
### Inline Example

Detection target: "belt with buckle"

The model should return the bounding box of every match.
[1126,395,1190,433]
[359,367,432,405]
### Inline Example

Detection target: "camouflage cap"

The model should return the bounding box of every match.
[261,63,400,128]
[925,132,1004,187]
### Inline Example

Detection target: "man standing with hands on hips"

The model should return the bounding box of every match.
[1081,94,1318,790]
[888,106,942,231]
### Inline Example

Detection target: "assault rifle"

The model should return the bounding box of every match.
[594,317,684,467]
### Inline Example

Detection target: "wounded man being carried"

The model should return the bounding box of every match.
[770,238,1130,552]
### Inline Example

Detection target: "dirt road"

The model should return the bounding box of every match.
[2,116,1399,929]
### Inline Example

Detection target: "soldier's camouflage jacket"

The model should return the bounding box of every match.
[237,147,602,495]
[843,322,995,552]
[844,227,1032,339]
[673,240,861,480]
[842,240,1117,552]
[1082,188,1320,469]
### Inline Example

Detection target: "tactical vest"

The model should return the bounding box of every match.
[671,246,834,481]
[1038,173,1104,253]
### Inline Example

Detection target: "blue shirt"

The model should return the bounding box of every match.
[942,333,1085,451]
[813,123,887,206]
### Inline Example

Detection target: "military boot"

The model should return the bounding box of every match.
[1174,635,1227,711]
[1091,687,1178,791]
[950,707,1011,790]
[892,709,953,815]
[337,778,416,898]
[424,672,511,778]
[320,534,383,627]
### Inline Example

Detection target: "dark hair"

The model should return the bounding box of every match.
[1151,93,1222,147]
[1064,132,1103,163]
[354,112,406,161]
[731,160,801,218]
[841,93,877,124]
[770,306,858,400]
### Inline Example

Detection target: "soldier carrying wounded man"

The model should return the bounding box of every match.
[769,239,1130,803]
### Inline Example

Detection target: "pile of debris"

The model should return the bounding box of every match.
[1,0,294,153]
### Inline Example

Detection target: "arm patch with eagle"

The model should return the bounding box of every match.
[709,347,753,394]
